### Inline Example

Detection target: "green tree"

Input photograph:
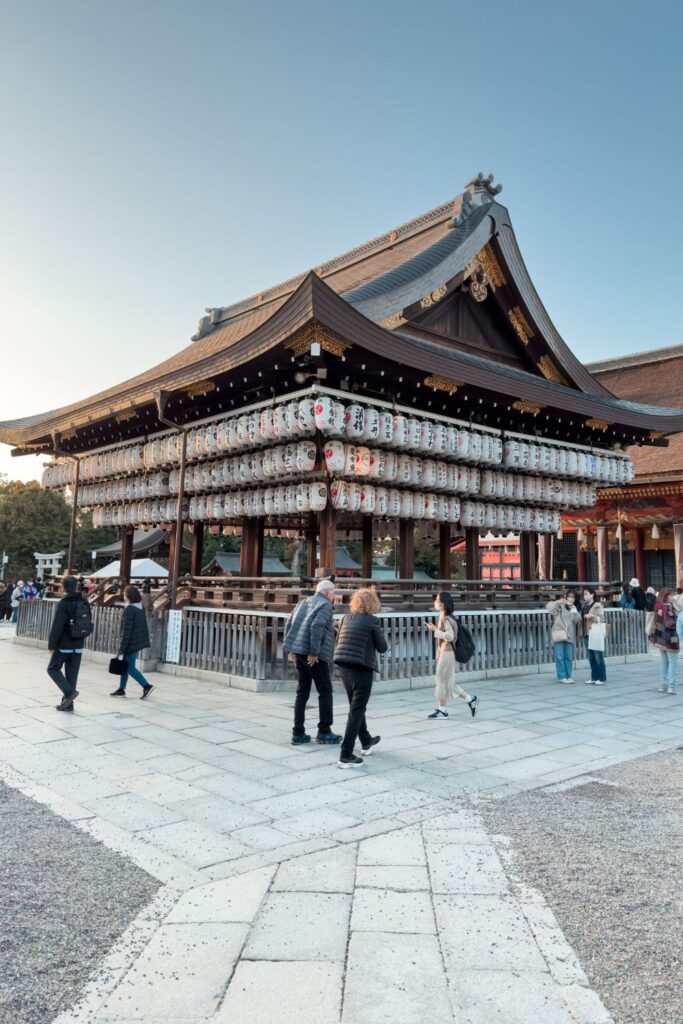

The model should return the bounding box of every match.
[0,478,71,579]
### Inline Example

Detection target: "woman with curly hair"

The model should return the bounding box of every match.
[333,587,388,768]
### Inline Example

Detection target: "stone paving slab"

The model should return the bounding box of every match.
[6,635,681,1023]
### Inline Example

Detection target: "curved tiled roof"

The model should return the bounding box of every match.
[3,177,683,447]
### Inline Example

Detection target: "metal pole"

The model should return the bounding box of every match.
[171,430,188,609]
[67,458,80,574]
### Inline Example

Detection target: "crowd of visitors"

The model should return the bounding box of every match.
[9,568,678,753]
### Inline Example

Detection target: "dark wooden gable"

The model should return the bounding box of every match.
[409,288,539,372]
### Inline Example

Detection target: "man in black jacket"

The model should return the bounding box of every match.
[47,577,90,711]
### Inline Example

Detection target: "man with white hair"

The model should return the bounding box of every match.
[283,579,341,746]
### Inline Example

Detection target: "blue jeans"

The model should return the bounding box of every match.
[659,649,678,689]
[553,641,574,680]
[587,647,607,683]
[119,652,149,691]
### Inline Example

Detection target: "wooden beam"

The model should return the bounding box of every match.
[254,517,264,577]
[439,523,451,580]
[190,522,204,577]
[519,531,535,582]
[240,519,254,577]
[305,523,317,577]
[596,525,609,584]
[465,528,480,581]
[398,519,415,579]
[537,534,551,580]
[633,527,647,589]
[119,526,134,587]
[362,516,373,579]
[577,543,588,584]
[319,503,337,573]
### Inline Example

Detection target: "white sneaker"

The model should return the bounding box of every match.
[668,687,678,695]
[593,680,606,686]
[658,685,668,693]
[585,679,595,685]
[565,678,575,684]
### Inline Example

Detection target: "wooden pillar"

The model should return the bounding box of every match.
[596,525,609,584]
[190,522,204,577]
[465,527,480,581]
[240,518,255,576]
[318,504,337,573]
[167,529,177,576]
[398,519,415,579]
[67,458,80,574]
[519,531,535,582]
[634,527,647,589]
[170,429,188,609]
[673,523,683,589]
[254,517,264,577]
[537,534,551,580]
[305,522,317,577]
[119,526,134,586]
[439,523,451,580]
[361,516,373,579]
[577,543,588,584]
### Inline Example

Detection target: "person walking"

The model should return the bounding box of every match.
[10,580,24,623]
[47,576,92,711]
[546,589,582,683]
[629,577,647,611]
[283,579,341,746]
[651,587,679,695]
[110,586,154,699]
[619,582,635,609]
[581,587,607,685]
[1,583,13,621]
[425,592,478,719]
[334,587,388,768]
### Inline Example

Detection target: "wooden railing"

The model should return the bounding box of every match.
[17,601,647,683]
[148,575,626,613]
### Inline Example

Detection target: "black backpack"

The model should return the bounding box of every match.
[67,598,93,640]
[451,617,475,664]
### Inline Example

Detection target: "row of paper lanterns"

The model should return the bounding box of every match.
[76,455,597,511]
[41,396,634,488]
[90,483,561,533]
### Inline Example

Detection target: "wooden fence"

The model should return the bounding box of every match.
[17,601,647,682]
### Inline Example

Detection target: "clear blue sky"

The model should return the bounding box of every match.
[1,0,681,481]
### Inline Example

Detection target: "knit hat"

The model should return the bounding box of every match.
[646,586,656,594]
[629,577,640,588]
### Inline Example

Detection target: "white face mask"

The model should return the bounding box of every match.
[583,593,591,603]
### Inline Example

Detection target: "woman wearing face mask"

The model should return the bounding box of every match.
[546,590,582,684]
[425,592,478,719]
[581,587,606,686]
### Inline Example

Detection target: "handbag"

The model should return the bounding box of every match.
[587,622,606,651]
[551,626,569,643]
[108,656,128,676]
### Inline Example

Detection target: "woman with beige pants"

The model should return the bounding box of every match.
[426,592,479,720]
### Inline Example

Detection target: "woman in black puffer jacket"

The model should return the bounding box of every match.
[111,586,154,699]
[334,588,388,768]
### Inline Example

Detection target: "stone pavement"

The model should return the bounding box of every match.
[1,627,682,1024]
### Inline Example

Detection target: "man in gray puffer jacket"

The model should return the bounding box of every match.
[284,579,341,746]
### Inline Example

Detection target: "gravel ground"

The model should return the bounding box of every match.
[481,750,683,1024]
[0,782,159,1024]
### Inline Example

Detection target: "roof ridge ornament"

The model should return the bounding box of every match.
[449,172,503,229]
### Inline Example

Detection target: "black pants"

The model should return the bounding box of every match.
[338,665,374,757]
[47,650,82,700]
[293,655,333,735]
